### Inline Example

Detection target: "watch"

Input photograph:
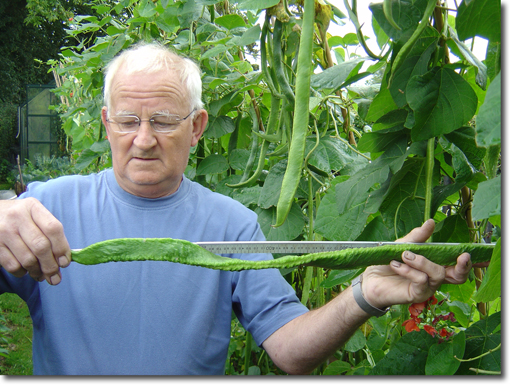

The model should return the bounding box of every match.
[351,275,389,317]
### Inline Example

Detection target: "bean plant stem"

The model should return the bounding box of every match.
[424,138,435,235]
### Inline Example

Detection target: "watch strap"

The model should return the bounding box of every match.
[351,275,389,317]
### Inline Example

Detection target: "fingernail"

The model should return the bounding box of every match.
[466,254,472,267]
[403,251,415,261]
[391,260,401,268]
[49,273,61,286]
[58,256,70,267]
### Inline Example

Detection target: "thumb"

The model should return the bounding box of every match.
[396,219,435,243]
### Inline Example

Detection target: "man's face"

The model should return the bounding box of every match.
[102,66,207,198]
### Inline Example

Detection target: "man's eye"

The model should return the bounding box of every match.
[153,120,173,127]
[119,120,138,127]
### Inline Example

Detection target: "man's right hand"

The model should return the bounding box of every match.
[0,198,71,285]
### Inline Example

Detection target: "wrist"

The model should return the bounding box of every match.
[351,275,389,317]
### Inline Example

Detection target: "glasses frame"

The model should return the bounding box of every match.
[106,109,196,134]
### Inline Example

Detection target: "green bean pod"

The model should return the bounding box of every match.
[274,0,315,227]
[72,238,494,272]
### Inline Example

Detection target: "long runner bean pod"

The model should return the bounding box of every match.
[72,238,494,272]
[274,0,315,227]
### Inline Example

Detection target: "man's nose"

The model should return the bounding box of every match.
[133,121,157,149]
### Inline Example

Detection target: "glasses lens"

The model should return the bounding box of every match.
[151,115,181,132]
[112,116,139,132]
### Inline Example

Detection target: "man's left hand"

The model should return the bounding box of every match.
[361,219,472,310]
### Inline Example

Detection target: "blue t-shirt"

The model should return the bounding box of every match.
[0,169,308,375]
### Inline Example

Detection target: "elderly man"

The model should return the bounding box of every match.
[0,42,473,375]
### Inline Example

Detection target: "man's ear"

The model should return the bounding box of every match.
[101,107,111,140]
[190,109,208,147]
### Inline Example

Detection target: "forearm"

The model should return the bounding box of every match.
[262,285,371,375]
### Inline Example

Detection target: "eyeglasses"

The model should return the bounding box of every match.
[106,110,196,133]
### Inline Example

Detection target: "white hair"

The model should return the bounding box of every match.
[103,41,204,112]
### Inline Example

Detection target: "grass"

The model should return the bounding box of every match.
[0,293,33,375]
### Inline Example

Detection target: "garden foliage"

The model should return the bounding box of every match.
[42,0,500,375]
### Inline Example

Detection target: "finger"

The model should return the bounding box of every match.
[401,251,446,289]
[0,245,28,278]
[396,219,435,243]
[30,202,71,268]
[444,253,472,284]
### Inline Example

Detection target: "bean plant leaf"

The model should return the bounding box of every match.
[406,67,478,141]
[234,0,280,10]
[448,26,488,90]
[316,176,389,241]
[379,158,432,237]
[232,185,262,207]
[472,176,501,220]
[305,136,365,174]
[366,81,398,122]
[203,115,235,138]
[455,0,501,42]
[215,14,247,29]
[456,312,501,374]
[425,331,465,375]
[255,203,304,241]
[322,360,352,375]
[258,160,287,209]
[344,329,366,352]
[432,215,470,243]
[370,330,437,375]
[475,72,501,147]
[228,149,250,171]
[196,154,229,175]
[310,58,366,90]
[443,126,487,171]
[473,238,501,303]
[389,30,438,107]
[369,0,424,44]
[440,278,475,303]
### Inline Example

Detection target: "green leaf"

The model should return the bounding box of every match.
[231,24,261,47]
[456,0,501,42]
[196,154,229,175]
[475,72,501,147]
[357,215,394,242]
[366,81,398,122]
[200,44,228,60]
[315,176,389,241]
[472,176,501,220]
[473,238,501,303]
[369,0,423,44]
[215,14,247,29]
[370,331,437,375]
[322,360,352,375]
[232,185,262,207]
[440,278,475,303]
[320,268,363,288]
[425,331,465,375]
[310,58,366,90]
[345,329,366,352]
[448,26,488,90]
[357,128,407,154]
[204,115,235,138]
[443,126,487,171]
[255,203,304,241]
[406,67,478,141]
[379,159,430,238]
[258,160,287,209]
[456,312,501,374]
[432,215,471,243]
[228,149,250,171]
[389,28,439,107]
[305,135,365,174]
[235,0,280,10]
